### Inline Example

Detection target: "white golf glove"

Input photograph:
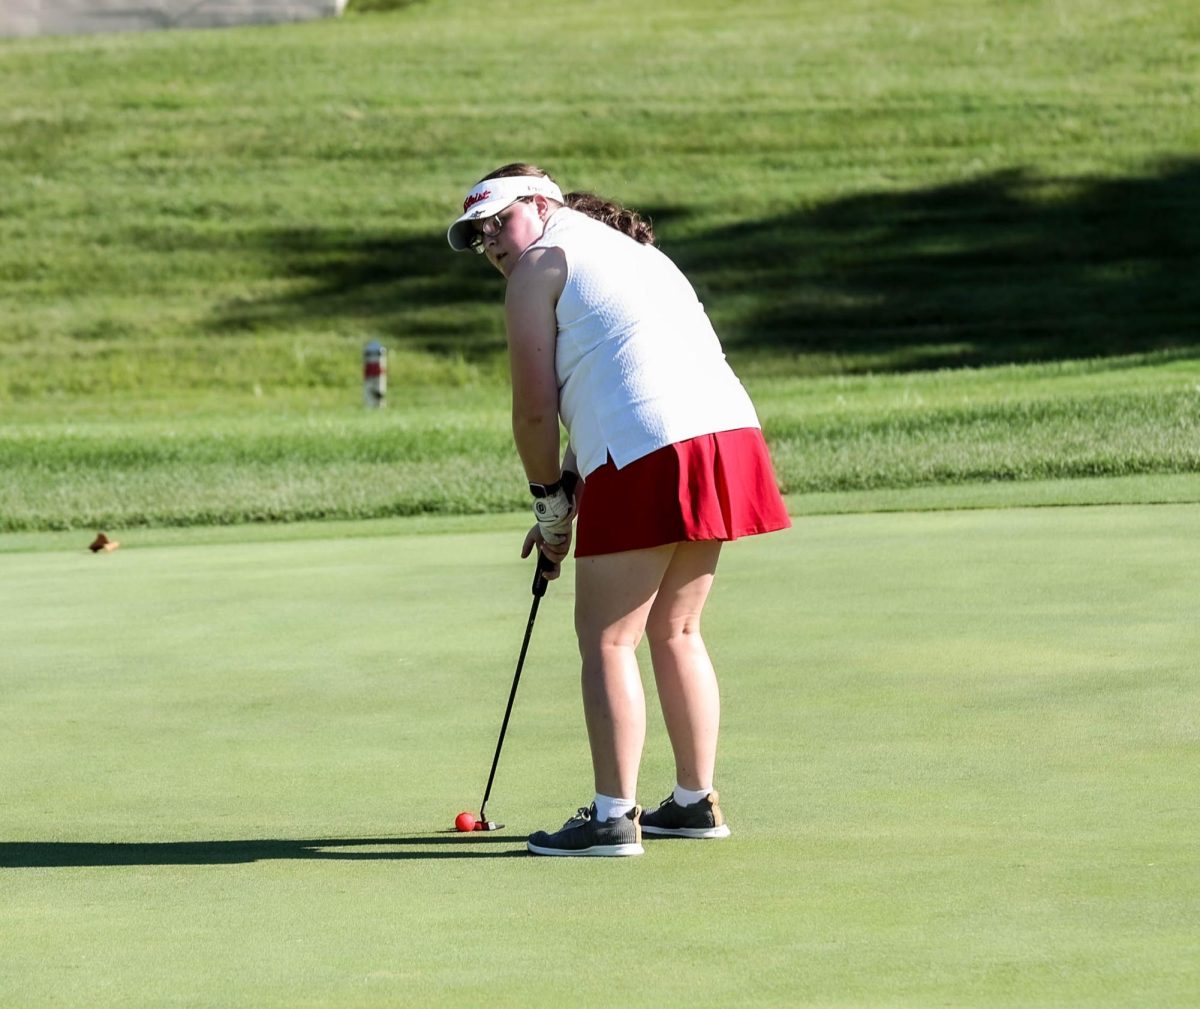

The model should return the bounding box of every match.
[529,475,577,548]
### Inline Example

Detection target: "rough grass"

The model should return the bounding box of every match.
[2,0,1198,398]
[3,353,1198,532]
[2,0,1199,530]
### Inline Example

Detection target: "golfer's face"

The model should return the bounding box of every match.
[477,199,543,278]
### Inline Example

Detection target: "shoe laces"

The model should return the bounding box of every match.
[563,805,593,827]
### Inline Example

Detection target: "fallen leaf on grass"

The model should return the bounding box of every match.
[88,532,120,553]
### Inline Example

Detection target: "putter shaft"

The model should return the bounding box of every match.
[477,552,553,824]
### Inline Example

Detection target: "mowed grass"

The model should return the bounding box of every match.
[3,0,1200,529]
[1,0,1197,392]
[2,505,1197,1008]
[3,2,1197,1004]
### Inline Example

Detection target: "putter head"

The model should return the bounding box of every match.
[473,819,504,832]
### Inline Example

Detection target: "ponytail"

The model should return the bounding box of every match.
[565,192,656,246]
[477,163,656,246]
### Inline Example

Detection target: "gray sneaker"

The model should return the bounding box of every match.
[639,791,731,838]
[527,804,644,857]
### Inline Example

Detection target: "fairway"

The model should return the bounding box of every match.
[2,504,1196,1008]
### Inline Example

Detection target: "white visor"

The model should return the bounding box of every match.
[447,175,565,251]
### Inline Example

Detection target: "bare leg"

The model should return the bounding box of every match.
[574,545,676,799]
[645,541,722,792]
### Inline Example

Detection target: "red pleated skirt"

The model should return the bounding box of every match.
[574,427,791,557]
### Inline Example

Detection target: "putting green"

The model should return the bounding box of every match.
[1,504,1196,1008]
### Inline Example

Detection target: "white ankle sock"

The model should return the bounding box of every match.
[594,793,636,822]
[673,784,711,808]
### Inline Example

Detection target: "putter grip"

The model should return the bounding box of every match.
[533,551,554,598]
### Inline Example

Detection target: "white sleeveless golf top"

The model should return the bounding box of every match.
[527,208,760,478]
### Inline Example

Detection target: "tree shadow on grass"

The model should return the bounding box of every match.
[0,835,524,868]
[210,158,1200,372]
[673,157,1200,370]
[210,229,510,359]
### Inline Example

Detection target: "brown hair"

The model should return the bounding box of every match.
[478,163,655,246]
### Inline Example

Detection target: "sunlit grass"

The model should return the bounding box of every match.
[2,0,1198,530]
[3,353,1197,531]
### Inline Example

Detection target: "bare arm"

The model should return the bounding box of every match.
[505,246,567,485]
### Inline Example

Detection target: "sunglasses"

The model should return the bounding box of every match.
[469,198,531,254]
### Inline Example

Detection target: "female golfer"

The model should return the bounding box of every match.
[447,164,790,856]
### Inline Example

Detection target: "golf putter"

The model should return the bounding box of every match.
[475,550,555,831]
